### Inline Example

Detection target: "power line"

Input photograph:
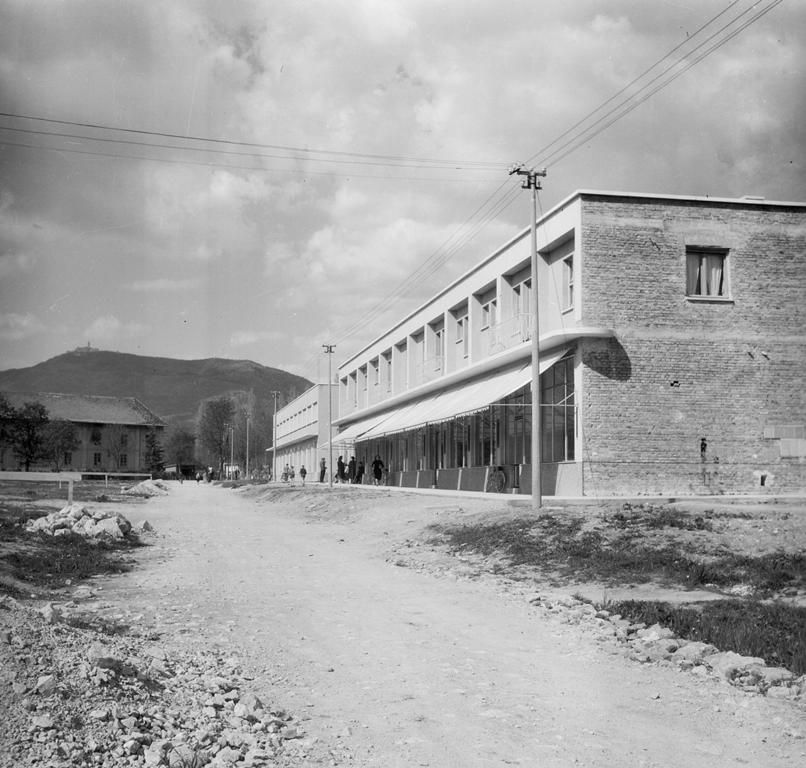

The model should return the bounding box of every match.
[526,0,782,169]
[0,111,506,170]
[329,0,782,366]
[0,139,500,183]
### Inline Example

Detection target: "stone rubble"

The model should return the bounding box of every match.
[122,480,170,499]
[0,594,311,767]
[530,593,806,707]
[25,503,151,540]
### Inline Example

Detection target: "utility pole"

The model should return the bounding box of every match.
[270,391,280,482]
[322,344,336,488]
[509,164,546,511]
[245,417,249,480]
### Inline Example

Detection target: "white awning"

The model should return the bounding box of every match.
[321,409,398,451]
[356,347,570,439]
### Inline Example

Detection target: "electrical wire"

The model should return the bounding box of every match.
[0,138,500,183]
[328,0,782,373]
[0,111,506,170]
[526,0,782,169]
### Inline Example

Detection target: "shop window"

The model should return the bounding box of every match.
[540,354,575,462]
[93,452,102,466]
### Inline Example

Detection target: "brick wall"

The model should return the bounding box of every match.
[577,196,806,495]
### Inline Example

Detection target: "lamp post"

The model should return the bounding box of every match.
[245,417,249,480]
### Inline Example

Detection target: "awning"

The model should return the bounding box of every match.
[321,409,398,451]
[356,346,570,440]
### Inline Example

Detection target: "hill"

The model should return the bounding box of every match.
[0,348,312,426]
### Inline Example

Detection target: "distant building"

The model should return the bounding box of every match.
[1,392,165,473]
[332,190,806,496]
[273,384,336,480]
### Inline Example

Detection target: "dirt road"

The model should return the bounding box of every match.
[97,482,803,767]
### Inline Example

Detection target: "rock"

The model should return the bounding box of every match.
[35,674,58,695]
[706,651,766,681]
[124,738,143,755]
[39,603,63,624]
[635,623,675,641]
[88,641,126,671]
[92,517,125,539]
[671,641,718,667]
[32,713,55,729]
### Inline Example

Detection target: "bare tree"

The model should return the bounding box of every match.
[197,397,234,475]
[42,420,79,470]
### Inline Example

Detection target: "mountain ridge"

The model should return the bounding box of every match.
[0,348,312,426]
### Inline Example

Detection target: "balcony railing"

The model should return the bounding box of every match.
[487,313,532,354]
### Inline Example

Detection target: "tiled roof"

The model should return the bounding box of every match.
[2,392,166,427]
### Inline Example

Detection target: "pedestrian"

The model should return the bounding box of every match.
[290,465,295,482]
[319,457,326,483]
[300,465,307,486]
[371,454,384,486]
[348,456,356,484]
[282,464,290,483]
[356,460,365,485]
[337,455,346,483]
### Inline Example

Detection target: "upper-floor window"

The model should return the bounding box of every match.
[481,298,497,329]
[434,328,444,362]
[513,279,531,316]
[563,256,574,310]
[456,314,469,358]
[383,351,392,391]
[119,454,128,467]
[686,247,728,298]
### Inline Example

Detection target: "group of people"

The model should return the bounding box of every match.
[327,454,386,485]
[281,464,308,485]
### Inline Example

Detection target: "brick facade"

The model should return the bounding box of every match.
[579,196,806,495]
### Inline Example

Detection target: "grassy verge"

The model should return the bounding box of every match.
[428,508,806,674]
[427,513,805,593]
[608,599,806,675]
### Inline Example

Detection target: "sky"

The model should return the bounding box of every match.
[1,0,804,383]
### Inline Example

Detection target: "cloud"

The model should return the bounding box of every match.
[229,329,284,347]
[83,315,148,342]
[128,278,200,293]
[0,312,44,340]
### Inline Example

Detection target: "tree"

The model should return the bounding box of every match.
[0,393,13,443]
[105,425,128,469]
[144,429,164,474]
[42,420,79,470]
[164,425,196,471]
[10,401,50,471]
[197,397,234,474]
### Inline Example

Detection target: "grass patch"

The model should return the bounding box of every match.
[0,498,142,595]
[427,513,806,594]
[608,599,806,675]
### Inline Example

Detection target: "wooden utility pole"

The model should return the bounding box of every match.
[509,165,546,511]
[322,345,336,487]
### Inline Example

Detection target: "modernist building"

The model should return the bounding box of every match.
[332,190,806,496]
[1,392,165,473]
[273,383,335,480]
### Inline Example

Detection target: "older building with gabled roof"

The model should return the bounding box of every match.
[1,391,165,473]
